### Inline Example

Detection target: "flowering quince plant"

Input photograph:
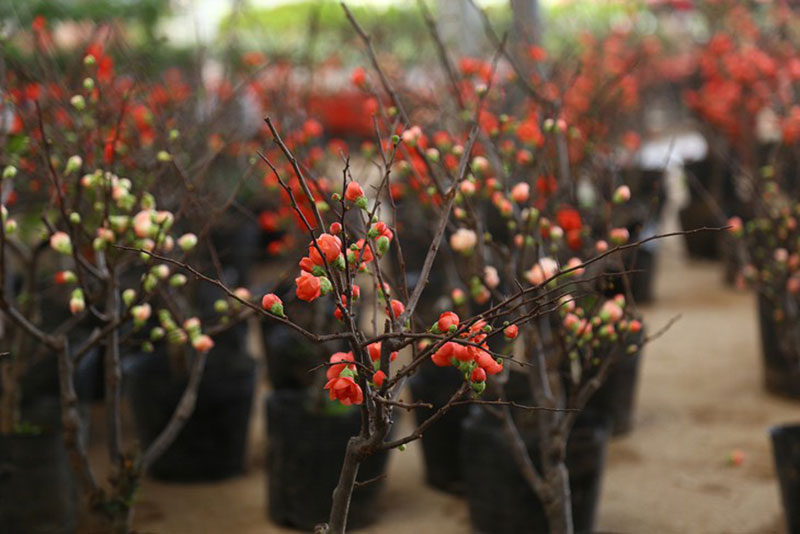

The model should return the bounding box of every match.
[684,2,800,174]
[299,5,686,533]
[727,174,800,339]
[0,25,256,533]
[169,5,693,534]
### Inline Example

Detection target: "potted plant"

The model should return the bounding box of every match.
[0,23,252,531]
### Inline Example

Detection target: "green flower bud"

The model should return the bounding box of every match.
[70,95,86,110]
[122,289,136,306]
[319,276,333,296]
[2,165,17,179]
[150,327,165,341]
[214,299,229,313]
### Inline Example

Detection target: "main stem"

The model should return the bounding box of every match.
[327,437,364,534]
[542,459,573,534]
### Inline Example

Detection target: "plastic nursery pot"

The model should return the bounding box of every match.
[584,349,643,436]
[126,345,256,482]
[460,408,610,534]
[263,323,330,390]
[0,398,78,534]
[679,156,738,261]
[266,389,390,531]
[604,236,657,304]
[408,362,471,494]
[770,423,800,534]
[757,295,800,399]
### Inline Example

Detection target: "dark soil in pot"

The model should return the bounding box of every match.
[757,295,800,399]
[770,423,800,534]
[266,389,390,530]
[408,362,470,494]
[126,339,256,482]
[460,408,610,534]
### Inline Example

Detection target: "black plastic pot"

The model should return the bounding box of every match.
[126,349,256,482]
[604,243,657,304]
[461,408,610,534]
[408,363,470,494]
[263,323,333,390]
[0,432,77,534]
[758,295,800,399]
[771,423,800,534]
[266,390,390,530]
[679,156,738,260]
[0,397,79,534]
[584,350,643,436]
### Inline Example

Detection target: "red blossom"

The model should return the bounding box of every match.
[295,271,321,302]
[324,375,363,406]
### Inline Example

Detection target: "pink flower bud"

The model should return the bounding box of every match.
[609,228,630,245]
[50,231,73,255]
[511,182,530,203]
[613,185,631,204]
[261,293,285,317]
[450,228,478,254]
[484,266,500,289]
[192,334,214,353]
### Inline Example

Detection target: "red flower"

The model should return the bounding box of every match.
[299,256,316,273]
[324,376,363,406]
[345,181,364,202]
[431,341,469,367]
[303,119,323,139]
[437,311,460,333]
[295,271,321,302]
[471,367,487,383]
[566,229,582,251]
[536,175,557,197]
[259,212,279,232]
[104,140,114,165]
[351,67,366,87]
[504,325,519,340]
[354,239,374,263]
[326,352,355,380]
[314,233,342,262]
[372,370,386,387]
[475,348,503,375]
[387,299,405,318]
[97,55,114,84]
[556,207,582,233]
[431,341,456,366]
[368,342,397,362]
[31,15,46,33]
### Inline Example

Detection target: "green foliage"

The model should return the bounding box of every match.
[219,0,431,62]
[0,0,169,28]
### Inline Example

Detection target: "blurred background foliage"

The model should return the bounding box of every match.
[0,1,670,68]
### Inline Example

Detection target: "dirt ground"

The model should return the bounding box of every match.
[128,234,798,534]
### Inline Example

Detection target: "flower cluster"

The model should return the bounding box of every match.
[429,313,506,394]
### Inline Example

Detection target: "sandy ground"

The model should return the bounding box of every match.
[123,233,798,534]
